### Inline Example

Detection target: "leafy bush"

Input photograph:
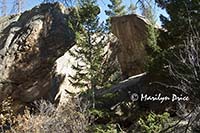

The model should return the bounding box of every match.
[138,112,172,133]
[89,123,124,133]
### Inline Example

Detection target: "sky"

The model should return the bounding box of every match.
[1,0,168,26]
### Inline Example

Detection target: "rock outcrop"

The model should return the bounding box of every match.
[111,14,151,78]
[54,45,86,105]
[0,3,74,104]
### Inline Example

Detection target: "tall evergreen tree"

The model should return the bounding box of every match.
[156,0,200,47]
[148,0,199,81]
[140,0,160,69]
[105,0,127,17]
[69,0,107,108]
[105,0,127,30]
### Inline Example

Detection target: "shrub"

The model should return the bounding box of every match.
[13,98,90,133]
[138,112,172,133]
[89,123,124,133]
[0,97,15,132]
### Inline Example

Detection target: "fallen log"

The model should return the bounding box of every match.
[95,72,147,110]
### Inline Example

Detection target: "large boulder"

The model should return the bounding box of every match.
[111,14,151,78]
[0,3,74,104]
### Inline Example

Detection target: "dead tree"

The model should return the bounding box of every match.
[1,0,7,16]
[16,0,23,13]
[12,0,23,14]
[43,0,75,6]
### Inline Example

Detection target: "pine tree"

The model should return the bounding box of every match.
[147,0,199,74]
[105,0,127,30]
[69,0,122,108]
[156,0,200,47]
[141,1,161,71]
[69,0,107,108]
[141,0,160,52]
[105,0,126,17]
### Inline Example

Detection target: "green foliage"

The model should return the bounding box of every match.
[145,24,161,72]
[147,24,160,53]
[94,124,117,133]
[145,5,160,55]
[138,112,172,133]
[142,2,161,72]
[68,0,122,110]
[89,124,125,133]
[105,0,127,30]
[87,107,121,133]
[105,0,126,17]
[96,92,119,108]
[89,108,110,119]
[148,0,199,78]
[70,0,105,88]
[156,0,200,47]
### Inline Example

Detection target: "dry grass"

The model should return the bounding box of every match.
[15,99,89,133]
[0,97,90,133]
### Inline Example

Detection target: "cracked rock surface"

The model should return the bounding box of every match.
[0,3,74,105]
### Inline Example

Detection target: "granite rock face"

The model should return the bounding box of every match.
[0,3,74,103]
[111,14,151,78]
[0,4,157,111]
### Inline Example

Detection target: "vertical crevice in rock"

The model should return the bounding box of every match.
[0,3,75,111]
